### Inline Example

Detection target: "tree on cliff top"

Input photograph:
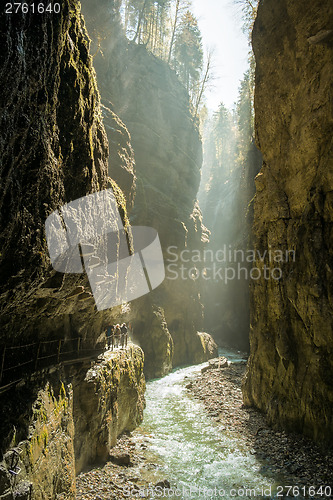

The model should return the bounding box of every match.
[120,0,207,113]
[234,0,259,40]
[167,0,190,63]
[236,69,254,154]
[173,10,203,94]
[213,103,237,176]
[123,0,170,48]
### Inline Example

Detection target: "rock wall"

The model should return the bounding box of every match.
[0,2,145,498]
[243,0,333,441]
[0,347,145,499]
[73,346,145,473]
[0,381,75,500]
[81,0,216,376]
[0,0,134,348]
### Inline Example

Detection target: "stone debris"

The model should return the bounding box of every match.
[201,356,228,373]
[186,362,333,495]
[155,479,170,489]
[109,452,131,466]
[76,435,163,499]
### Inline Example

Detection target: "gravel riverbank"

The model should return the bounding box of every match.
[185,360,333,497]
[76,433,169,500]
[76,359,333,499]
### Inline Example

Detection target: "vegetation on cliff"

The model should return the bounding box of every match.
[0,1,145,497]
[119,0,211,112]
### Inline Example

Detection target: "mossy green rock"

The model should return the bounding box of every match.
[0,0,132,347]
[73,345,145,473]
[0,347,145,498]
[0,380,75,499]
[0,1,145,498]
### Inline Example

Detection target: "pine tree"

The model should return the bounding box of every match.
[193,49,214,117]
[234,0,259,40]
[212,103,237,177]
[167,0,190,63]
[236,69,254,155]
[173,10,203,95]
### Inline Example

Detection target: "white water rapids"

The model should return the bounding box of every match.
[131,350,307,500]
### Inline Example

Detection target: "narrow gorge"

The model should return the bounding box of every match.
[0,0,332,498]
[80,0,216,377]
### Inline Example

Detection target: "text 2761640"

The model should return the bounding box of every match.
[5,3,61,14]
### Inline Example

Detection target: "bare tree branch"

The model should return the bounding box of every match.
[194,49,214,117]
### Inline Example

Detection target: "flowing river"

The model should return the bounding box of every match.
[131,350,306,500]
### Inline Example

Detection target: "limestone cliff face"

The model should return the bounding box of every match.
[0,0,134,347]
[0,348,145,499]
[0,381,75,500]
[0,2,145,498]
[243,0,333,441]
[73,346,145,473]
[101,104,136,211]
[81,0,216,377]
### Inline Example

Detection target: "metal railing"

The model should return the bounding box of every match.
[0,337,105,393]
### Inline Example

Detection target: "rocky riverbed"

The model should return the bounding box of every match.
[185,359,333,495]
[76,433,169,499]
[76,359,333,499]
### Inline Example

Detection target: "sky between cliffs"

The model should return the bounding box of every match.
[191,0,249,112]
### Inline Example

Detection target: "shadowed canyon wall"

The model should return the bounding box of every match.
[0,348,144,499]
[0,0,134,347]
[243,0,333,442]
[81,0,217,377]
[0,2,145,497]
[0,0,217,493]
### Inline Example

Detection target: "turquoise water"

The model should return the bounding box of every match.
[132,354,308,500]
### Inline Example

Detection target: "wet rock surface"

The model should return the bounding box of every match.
[73,345,145,474]
[0,346,145,499]
[0,0,133,351]
[0,379,76,500]
[0,2,144,495]
[187,362,333,495]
